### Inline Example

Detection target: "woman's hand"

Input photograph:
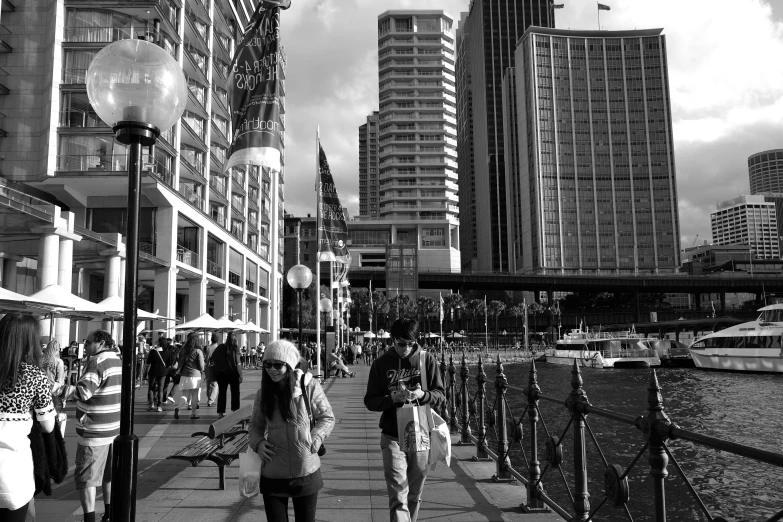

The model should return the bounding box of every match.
[256,440,275,464]
[310,435,322,455]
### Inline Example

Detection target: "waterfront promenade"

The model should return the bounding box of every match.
[35,362,563,522]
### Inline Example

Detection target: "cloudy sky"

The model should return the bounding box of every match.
[278,0,783,248]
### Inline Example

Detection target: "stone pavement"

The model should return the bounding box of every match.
[35,362,563,522]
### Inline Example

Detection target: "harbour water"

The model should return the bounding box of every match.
[469,361,783,521]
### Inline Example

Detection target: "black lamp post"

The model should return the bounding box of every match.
[287,264,313,351]
[86,38,187,522]
[319,295,332,380]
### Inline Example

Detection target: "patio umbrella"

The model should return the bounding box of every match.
[215,315,241,332]
[0,286,71,313]
[174,313,223,331]
[379,331,391,339]
[363,331,377,338]
[446,332,465,339]
[96,295,176,321]
[27,284,106,340]
[422,332,440,338]
[239,320,269,334]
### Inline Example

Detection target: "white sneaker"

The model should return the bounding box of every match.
[166,396,175,403]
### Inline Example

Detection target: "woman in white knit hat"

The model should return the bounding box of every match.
[248,340,335,522]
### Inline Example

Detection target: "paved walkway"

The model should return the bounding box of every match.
[36,362,563,522]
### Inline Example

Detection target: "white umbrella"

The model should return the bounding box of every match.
[423,332,440,338]
[174,313,223,331]
[243,320,269,334]
[379,332,391,339]
[96,295,176,321]
[215,315,241,332]
[363,332,377,338]
[28,284,104,318]
[0,286,70,313]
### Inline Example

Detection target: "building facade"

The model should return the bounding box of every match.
[456,0,553,272]
[710,195,780,259]
[358,111,380,218]
[748,149,783,246]
[376,11,459,223]
[512,28,681,275]
[0,0,284,346]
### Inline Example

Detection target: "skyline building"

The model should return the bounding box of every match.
[0,0,284,345]
[358,111,380,218]
[711,195,780,260]
[748,149,783,245]
[456,0,554,272]
[511,27,681,274]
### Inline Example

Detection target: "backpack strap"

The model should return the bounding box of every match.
[418,349,428,392]
[301,374,313,424]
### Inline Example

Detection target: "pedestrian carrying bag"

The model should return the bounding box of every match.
[428,410,451,469]
[396,351,432,453]
[301,374,326,456]
[238,447,263,497]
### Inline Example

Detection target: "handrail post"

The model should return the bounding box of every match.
[565,360,590,521]
[448,354,458,432]
[636,369,673,522]
[475,354,488,459]
[439,351,448,421]
[492,354,512,480]
[459,351,472,443]
[522,358,549,512]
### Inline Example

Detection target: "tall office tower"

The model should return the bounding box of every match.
[358,111,380,217]
[513,28,681,274]
[711,196,780,259]
[0,0,284,344]
[376,11,460,224]
[456,0,553,272]
[748,149,783,243]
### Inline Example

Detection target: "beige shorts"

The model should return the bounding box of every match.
[74,443,113,489]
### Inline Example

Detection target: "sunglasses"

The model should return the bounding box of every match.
[263,361,286,370]
[395,341,414,348]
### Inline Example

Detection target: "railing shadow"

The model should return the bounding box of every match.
[435,352,783,522]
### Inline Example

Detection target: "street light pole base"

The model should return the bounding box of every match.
[111,434,139,522]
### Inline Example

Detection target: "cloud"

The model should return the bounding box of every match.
[279,0,783,251]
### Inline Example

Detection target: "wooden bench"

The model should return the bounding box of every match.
[167,404,253,490]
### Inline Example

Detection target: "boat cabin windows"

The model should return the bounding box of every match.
[691,336,782,349]
[760,309,783,323]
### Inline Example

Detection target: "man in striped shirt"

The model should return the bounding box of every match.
[64,329,122,522]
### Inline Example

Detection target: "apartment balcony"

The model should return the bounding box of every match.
[210,207,227,228]
[209,175,228,200]
[245,279,256,293]
[228,270,241,287]
[211,122,229,147]
[180,156,206,183]
[63,24,151,44]
[178,182,206,212]
[231,172,246,194]
[176,244,200,269]
[143,156,175,188]
[57,154,127,173]
[206,259,223,279]
[184,43,208,83]
[62,68,87,85]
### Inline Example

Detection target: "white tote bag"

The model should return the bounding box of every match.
[238,447,263,497]
[428,411,451,470]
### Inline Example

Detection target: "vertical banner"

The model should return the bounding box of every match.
[316,143,351,264]
[225,0,291,173]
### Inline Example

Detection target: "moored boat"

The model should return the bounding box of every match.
[639,339,695,368]
[688,304,783,373]
[545,329,661,369]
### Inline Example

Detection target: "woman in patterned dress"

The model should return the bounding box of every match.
[0,313,56,521]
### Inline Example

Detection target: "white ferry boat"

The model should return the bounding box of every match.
[546,329,661,369]
[688,304,783,373]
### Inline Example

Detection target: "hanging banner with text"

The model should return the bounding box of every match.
[225,0,291,173]
[316,143,351,264]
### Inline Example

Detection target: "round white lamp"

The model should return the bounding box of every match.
[286,264,313,348]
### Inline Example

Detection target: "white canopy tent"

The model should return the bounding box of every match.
[0,286,71,313]
[174,313,223,331]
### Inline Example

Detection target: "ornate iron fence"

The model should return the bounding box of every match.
[444,354,783,522]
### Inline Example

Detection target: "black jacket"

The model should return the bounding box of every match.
[146,348,172,378]
[29,418,68,496]
[211,343,243,379]
[364,345,445,437]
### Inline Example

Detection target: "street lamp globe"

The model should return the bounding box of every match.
[286,264,313,289]
[319,297,333,313]
[87,39,187,141]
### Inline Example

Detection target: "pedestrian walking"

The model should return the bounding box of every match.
[248,340,335,522]
[40,340,66,412]
[145,338,171,412]
[364,318,445,522]
[63,329,122,522]
[161,338,180,403]
[212,332,243,419]
[173,333,205,420]
[204,333,220,406]
[0,314,56,522]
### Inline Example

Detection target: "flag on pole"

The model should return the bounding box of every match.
[316,143,351,264]
[369,280,373,312]
[439,293,444,323]
[484,296,487,327]
[597,2,610,10]
[225,0,291,173]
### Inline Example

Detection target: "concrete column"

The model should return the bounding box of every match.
[154,268,178,338]
[73,268,90,344]
[188,278,207,320]
[102,251,123,298]
[233,293,247,349]
[213,287,228,319]
[248,299,259,347]
[2,257,19,292]
[37,232,60,290]
[55,239,74,348]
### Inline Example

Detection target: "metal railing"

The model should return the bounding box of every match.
[206,259,223,278]
[59,110,109,128]
[178,183,204,212]
[444,355,783,522]
[0,184,55,216]
[63,25,141,43]
[62,68,87,84]
[210,175,228,198]
[228,270,241,287]
[176,245,199,268]
[57,154,126,172]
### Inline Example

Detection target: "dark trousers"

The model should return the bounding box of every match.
[262,493,318,522]
[148,376,165,406]
[216,373,240,414]
[0,501,29,522]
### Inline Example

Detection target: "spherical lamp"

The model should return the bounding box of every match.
[286,264,313,349]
